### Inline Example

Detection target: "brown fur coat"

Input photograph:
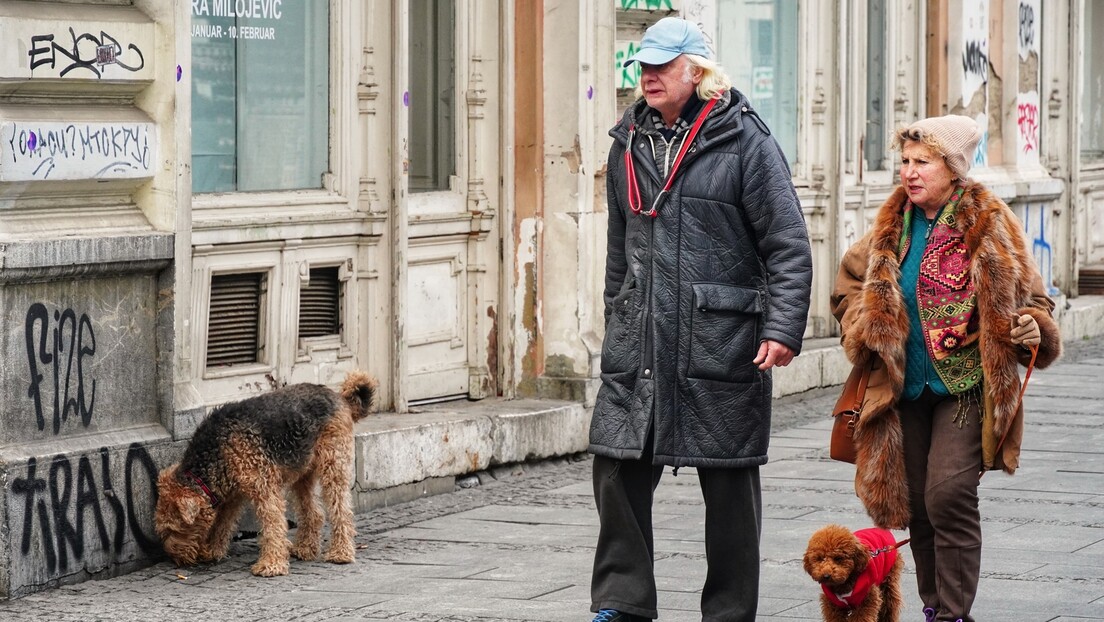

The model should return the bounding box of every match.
[831,182,1060,529]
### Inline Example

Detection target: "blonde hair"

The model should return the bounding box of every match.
[685,54,732,100]
[632,54,733,101]
[890,127,945,156]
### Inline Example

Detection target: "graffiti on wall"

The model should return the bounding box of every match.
[961,41,988,84]
[1021,203,1060,295]
[960,1,989,103]
[1016,1,1041,163]
[10,445,160,576]
[616,0,674,9]
[27,28,145,79]
[25,303,97,435]
[973,129,989,167]
[1017,97,1040,153]
[1018,2,1036,57]
[615,41,641,90]
[0,121,157,181]
[682,0,716,57]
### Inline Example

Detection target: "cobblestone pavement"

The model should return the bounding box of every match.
[1,338,1101,622]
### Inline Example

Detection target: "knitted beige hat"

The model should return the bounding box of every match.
[894,115,982,180]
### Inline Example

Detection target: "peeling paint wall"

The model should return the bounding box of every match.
[514,217,543,396]
[958,0,991,165]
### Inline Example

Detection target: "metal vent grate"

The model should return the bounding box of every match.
[299,267,341,338]
[1080,266,1104,296]
[206,272,264,367]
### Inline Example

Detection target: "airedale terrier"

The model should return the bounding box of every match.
[155,371,377,577]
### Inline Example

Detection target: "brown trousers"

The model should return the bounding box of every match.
[900,389,983,622]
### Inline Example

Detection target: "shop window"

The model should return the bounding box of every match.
[717,0,799,163]
[409,0,456,192]
[298,266,342,339]
[190,2,329,192]
[206,272,267,367]
[1083,0,1104,163]
[865,0,888,172]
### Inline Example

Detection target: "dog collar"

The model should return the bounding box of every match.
[183,469,221,507]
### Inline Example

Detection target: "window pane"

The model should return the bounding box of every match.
[409,0,456,193]
[191,2,329,193]
[866,0,887,171]
[716,0,799,164]
[1083,0,1104,163]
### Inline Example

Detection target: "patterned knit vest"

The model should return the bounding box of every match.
[898,186,983,396]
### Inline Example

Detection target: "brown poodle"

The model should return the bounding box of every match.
[802,524,905,622]
[155,371,376,577]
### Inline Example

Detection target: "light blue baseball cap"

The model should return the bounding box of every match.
[623,17,711,67]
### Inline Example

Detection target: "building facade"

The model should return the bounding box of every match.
[0,0,1100,598]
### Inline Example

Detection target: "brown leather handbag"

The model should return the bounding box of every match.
[830,360,873,464]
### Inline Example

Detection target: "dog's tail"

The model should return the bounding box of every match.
[341,371,378,421]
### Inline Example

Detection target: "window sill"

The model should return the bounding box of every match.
[191,191,379,246]
[193,189,349,217]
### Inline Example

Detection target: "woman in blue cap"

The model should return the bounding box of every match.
[589,16,812,622]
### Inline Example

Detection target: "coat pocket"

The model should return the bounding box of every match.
[687,283,762,383]
[600,278,642,374]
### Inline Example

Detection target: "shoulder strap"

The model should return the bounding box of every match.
[852,360,873,413]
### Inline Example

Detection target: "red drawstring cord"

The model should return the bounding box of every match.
[624,97,720,217]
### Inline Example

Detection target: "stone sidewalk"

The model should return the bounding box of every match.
[1,339,1101,621]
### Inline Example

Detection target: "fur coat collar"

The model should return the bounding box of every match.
[831,181,1060,528]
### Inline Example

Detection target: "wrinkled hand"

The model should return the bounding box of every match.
[1010,313,1040,347]
[753,340,795,370]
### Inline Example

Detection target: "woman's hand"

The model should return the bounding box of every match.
[1010,313,1040,347]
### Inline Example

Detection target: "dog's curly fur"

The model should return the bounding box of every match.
[803,524,903,622]
[155,371,377,577]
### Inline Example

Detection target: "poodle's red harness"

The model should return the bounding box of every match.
[822,528,905,610]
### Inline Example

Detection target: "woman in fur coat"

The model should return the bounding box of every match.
[830,115,1061,622]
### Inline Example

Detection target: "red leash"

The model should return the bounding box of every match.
[870,538,911,557]
[981,343,1038,478]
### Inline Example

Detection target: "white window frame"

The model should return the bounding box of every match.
[193,248,282,392]
[294,255,356,362]
[190,0,361,246]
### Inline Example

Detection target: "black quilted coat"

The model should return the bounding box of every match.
[589,89,812,468]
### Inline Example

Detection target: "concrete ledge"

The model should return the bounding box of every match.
[350,476,455,514]
[771,337,851,397]
[0,425,175,598]
[0,233,173,282]
[352,399,588,510]
[1057,295,1104,342]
